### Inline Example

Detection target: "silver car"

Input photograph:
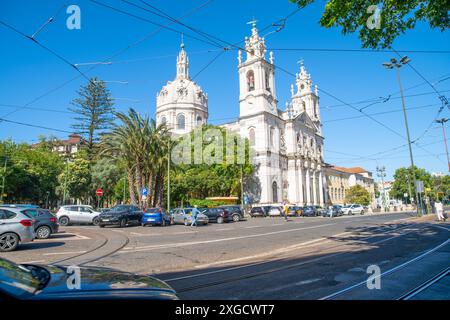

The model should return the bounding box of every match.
[0,208,35,252]
[56,205,101,226]
[171,208,209,226]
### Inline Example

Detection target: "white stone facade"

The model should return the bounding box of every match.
[156,23,326,206]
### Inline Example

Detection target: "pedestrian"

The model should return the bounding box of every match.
[191,205,199,227]
[283,202,289,221]
[328,205,334,218]
[435,200,446,222]
[430,198,436,214]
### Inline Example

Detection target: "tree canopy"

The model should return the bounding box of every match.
[345,184,372,205]
[290,0,450,48]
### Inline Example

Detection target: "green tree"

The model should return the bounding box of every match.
[430,174,450,200]
[70,77,115,159]
[0,140,63,206]
[345,185,371,205]
[57,151,91,203]
[290,0,450,48]
[390,166,432,202]
[91,158,122,207]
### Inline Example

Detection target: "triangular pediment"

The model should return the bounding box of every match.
[291,111,319,132]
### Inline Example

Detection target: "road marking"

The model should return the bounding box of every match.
[42,233,91,241]
[216,228,232,231]
[263,278,322,294]
[43,250,87,256]
[120,223,336,252]
[244,226,262,229]
[162,225,419,282]
[319,226,450,300]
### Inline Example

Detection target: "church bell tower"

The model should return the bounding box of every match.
[238,20,277,118]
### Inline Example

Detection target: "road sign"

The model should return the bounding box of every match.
[142,188,148,196]
[96,188,103,196]
[416,181,424,193]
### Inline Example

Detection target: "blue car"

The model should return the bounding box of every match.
[141,208,172,227]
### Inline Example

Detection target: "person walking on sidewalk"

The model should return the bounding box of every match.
[191,205,199,227]
[283,202,289,222]
[435,200,447,222]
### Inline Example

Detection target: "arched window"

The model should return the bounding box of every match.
[272,181,278,203]
[247,70,255,92]
[265,70,270,92]
[269,127,275,147]
[249,128,255,146]
[160,116,167,124]
[196,115,202,126]
[177,114,185,130]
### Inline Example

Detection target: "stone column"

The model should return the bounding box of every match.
[298,161,304,205]
[319,169,324,206]
[305,166,311,205]
[312,169,317,205]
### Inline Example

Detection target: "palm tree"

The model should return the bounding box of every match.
[100,108,171,208]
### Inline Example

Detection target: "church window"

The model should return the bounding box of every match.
[265,70,270,92]
[249,128,255,146]
[177,114,185,130]
[247,70,255,92]
[272,181,278,203]
[269,127,275,148]
[196,115,202,126]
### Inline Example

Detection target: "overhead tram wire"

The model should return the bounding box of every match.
[134,2,445,162]
[1,0,216,120]
[89,0,225,49]
[0,118,78,134]
[0,20,90,83]
[267,48,450,54]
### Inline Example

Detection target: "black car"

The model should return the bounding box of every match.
[303,206,318,217]
[21,208,59,239]
[216,205,243,222]
[202,207,232,224]
[98,205,143,228]
[0,257,178,300]
[250,206,271,217]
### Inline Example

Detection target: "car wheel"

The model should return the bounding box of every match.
[348,211,352,215]
[232,214,240,222]
[59,216,70,226]
[119,219,127,228]
[36,226,51,239]
[0,233,19,252]
[92,217,100,226]
[217,216,224,224]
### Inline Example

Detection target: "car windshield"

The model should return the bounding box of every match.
[110,205,128,212]
[0,259,44,298]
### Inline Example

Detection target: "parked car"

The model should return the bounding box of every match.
[287,206,303,216]
[202,207,231,224]
[98,205,143,228]
[171,208,209,226]
[314,206,327,216]
[0,257,178,300]
[268,206,283,216]
[56,205,101,226]
[141,208,171,227]
[342,204,365,215]
[216,205,244,222]
[0,208,35,252]
[250,206,271,217]
[21,208,58,239]
[322,205,343,217]
[302,206,318,217]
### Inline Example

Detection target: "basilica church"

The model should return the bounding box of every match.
[156,22,327,206]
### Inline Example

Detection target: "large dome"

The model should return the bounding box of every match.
[156,43,208,134]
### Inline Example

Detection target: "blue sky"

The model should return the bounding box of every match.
[1,0,450,180]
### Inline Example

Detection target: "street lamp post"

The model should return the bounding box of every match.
[383,56,420,216]
[435,118,450,172]
[376,165,387,210]
[167,139,171,214]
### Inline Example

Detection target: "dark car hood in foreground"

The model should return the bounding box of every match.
[25,265,177,300]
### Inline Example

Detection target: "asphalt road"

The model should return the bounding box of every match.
[3,211,449,299]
